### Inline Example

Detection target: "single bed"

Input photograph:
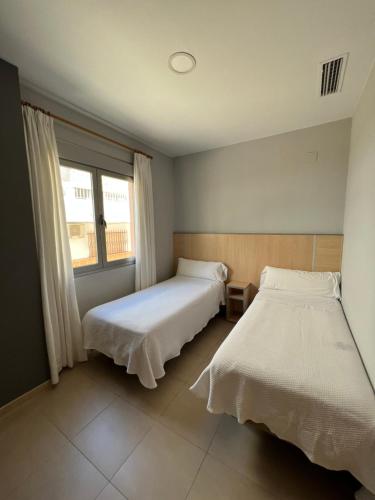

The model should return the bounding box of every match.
[191,267,375,494]
[83,258,227,389]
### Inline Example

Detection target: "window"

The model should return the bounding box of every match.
[60,160,135,273]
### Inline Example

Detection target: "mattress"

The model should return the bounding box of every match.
[83,275,224,389]
[191,289,375,493]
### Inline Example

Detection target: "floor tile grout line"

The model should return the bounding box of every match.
[86,379,149,417]
[108,386,210,481]
[108,482,129,500]
[3,467,34,499]
[110,411,159,477]
[79,373,164,420]
[203,448,280,500]
[200,414,283,497]
[155,416,218,453]
[158,381,186,415]
[93,481,111,500]
[157,379,222,442]
[15,415,113,499]
[0,400,92,499]
[183,409,224,500]
[180,412,225,499]
[40,393,115,443]
[63,401,158,483]
[206,446,279,498]
[184,449,208,500]
[42,412,112,487]
[69,437,115,482]
[37,368,118,436]
[93,481,129,500]
[206,413,223,450]
[155,380,224,452]
[62,359,222,476]
[71,392,118,438]
[29,331,228,496]
[108,409,214,490]
[82,361,188,421]
[116,388,180,420]
[110,424,155,482]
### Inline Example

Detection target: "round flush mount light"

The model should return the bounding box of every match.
[168,52,196,74]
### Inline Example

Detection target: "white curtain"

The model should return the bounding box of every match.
[134,153,157,291]
[22,106,87,385]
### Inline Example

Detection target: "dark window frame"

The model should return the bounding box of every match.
[60,159,135,276]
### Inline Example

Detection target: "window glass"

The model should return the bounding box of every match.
[101,174,135,262]
[60,165,98,268]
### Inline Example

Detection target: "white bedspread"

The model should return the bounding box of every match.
[83,276,224,389]
[191,290,375,493]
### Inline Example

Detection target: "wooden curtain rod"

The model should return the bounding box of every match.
[21,100,153,160]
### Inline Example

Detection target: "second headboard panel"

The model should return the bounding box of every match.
[174,233,343,286]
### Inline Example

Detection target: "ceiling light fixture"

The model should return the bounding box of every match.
[168,52,196,74]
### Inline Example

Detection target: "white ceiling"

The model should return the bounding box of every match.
[1,0,375,157]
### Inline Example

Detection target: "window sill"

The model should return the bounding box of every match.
[74,258,135,278]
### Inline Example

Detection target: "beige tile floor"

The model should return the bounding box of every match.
[0,317,359,500]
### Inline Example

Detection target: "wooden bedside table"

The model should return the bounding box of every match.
[226,280,252,323]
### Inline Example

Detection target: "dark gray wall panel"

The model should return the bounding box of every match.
[0,58,49,407]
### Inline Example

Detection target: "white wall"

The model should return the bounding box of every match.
[21,85,174,316]
[74,265,135,317]
[174,119,351,234]
[341,63,375,388]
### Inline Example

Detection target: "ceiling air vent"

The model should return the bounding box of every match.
[319,54,348,97]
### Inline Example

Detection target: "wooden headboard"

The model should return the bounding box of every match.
[174,233,343,287]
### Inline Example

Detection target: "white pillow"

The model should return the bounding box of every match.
[176,258,228,282]
[260,266,341,298]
